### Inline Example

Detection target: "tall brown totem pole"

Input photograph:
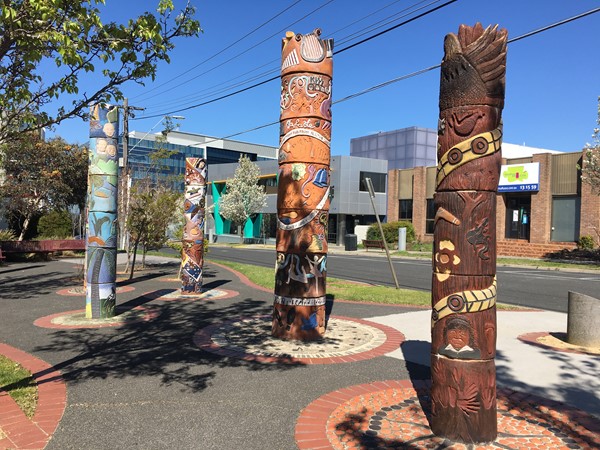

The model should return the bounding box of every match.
[272,29,333,340]
[431,23,507,443]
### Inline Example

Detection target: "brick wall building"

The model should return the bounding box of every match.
[388,150,599,258]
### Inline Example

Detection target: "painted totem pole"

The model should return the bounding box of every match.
[273,29,333,340]
[86,104,120,319]
[430,24,507,443]
[181,158,207,293]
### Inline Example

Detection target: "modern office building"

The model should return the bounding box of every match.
[387,149,599,258]
[208,155,388,245]
[350,126,438,170]
[121,130,277,188]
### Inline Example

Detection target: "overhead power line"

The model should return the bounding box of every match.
[156,6,600,147]
[134,0,335,103]
[131,0,303,102]
[134,0,457,120]
[140,0,445,114]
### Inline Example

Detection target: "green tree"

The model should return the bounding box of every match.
[218,155,267,242]
[125,179,179,278]
[37,209,72,238]
[0,134,86,239]
[0,0,200,143]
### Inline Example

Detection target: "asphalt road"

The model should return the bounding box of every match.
[206,246,600,313]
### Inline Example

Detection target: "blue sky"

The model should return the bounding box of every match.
[48,0,600,154]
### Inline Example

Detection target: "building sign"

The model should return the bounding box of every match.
[498,162,540,192]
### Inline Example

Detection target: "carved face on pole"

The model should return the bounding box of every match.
[431,23,507,443]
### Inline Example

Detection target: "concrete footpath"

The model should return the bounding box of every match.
[0,253,598,449]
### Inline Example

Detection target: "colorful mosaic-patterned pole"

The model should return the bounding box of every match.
[86,104,120,318]
[430,24,507,443]
[273,29,333,341]
[181,158,207,293]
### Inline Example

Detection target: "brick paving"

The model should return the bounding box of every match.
[0,344,66,450]
[296,380,600,449]
[1,255,599,449]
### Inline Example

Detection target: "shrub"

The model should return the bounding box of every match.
[366,221,416,245]
[37,210,73,238]
[0,229,17,241]
[577,235,596,250]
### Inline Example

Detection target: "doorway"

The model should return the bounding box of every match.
[505,195,531,240]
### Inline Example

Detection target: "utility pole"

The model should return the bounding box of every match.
[119,98,144,252]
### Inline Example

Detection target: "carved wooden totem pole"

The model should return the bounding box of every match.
[273,29,333,340]
[431,23,507,443]
[181,158,207,293]
[86,104,120,318]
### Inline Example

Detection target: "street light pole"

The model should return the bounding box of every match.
[119,111,183,255]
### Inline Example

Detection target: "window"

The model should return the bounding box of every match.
[399,200,413,222]
[359,172,386,193]
[426,199,435,234]
[551,196,580,242]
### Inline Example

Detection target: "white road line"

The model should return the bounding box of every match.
[499,270,600,281]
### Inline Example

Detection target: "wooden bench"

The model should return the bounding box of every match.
[0,239,85,259]
[362,239,385,251]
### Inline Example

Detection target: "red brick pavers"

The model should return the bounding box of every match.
[296,380,600,449]
[518,331,600,356]
[193,315,405,365]
[0,343,66,450]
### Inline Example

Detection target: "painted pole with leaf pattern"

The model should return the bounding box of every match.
[431,23,507,443]
[273,29,333,340]
[181,158,207,293]
[86,104,119,319]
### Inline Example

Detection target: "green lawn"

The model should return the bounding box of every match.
[212,259,428,307]
[0,355,37,418]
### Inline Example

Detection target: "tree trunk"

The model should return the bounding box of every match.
[18,215,31,241]
[129,237,140,280]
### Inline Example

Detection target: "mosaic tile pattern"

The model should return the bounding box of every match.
[296,380,600,449]
[194,315,404,364]
[34,306,158,329]
[149,288,238,302]
[56,285,135,296]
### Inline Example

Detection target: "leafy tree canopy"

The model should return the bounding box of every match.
[0,0,200,143]
[219,155,267,228]
[0,133,87,239]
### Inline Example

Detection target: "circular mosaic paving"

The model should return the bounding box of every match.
[193,315,404,364]
[296,381,600,449]
[56,285,135,296]
[34,306,158,329]
[147,288,238,302]
[518,332,600,356]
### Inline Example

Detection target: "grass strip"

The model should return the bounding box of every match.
[0,355,37,418]
[210,259,522,309]
[211,258,431,307]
